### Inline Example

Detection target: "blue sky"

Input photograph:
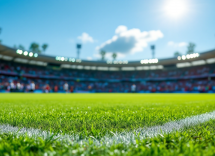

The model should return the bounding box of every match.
[0,0,215,61]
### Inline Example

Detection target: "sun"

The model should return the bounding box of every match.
[164,0,188,19]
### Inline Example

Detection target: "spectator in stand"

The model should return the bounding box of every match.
[131,84,136,93]
[6,82,10,92]
[0,60,215,93]
[54,85,58,92]
[26,84,31,92]
[63,82,69,93]
[44,84,51,93]
[30,81,35,93]
[88,85,92,91]
[70,86,74,93]
[16,82,22,92]
[10,81,15,92]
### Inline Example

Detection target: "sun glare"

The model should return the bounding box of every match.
[164,0,188,19]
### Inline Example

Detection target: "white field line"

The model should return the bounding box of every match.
[1,111,215,146]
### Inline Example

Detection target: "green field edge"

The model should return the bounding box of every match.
[1,119,215,156]
[1,94,215,139]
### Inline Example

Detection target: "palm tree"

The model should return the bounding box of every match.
[18,45,25,50]
[29,42,41,53]
[112,53,117,60]
[174,51,181,57]
[187,42,196,54]
[100,50,106,61]
[42,44,48,53]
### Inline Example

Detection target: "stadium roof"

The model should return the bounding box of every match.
[0,44,215,71]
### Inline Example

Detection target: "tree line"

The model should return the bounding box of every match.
[100,50,117,61]
[174,42,196,57]
[14,42,48,53]
[100,42,197,61]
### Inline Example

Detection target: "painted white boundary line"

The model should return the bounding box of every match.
[1,111,215,146]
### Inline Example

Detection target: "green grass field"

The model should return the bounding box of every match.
[1,93,215,155]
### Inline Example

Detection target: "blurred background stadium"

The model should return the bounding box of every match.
[0,44,215,93]
[0,0,215,93]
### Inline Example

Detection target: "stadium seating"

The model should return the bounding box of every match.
[0,60,215,93]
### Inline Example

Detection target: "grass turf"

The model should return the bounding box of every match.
[1,119,215,155]
[0,93,215,139]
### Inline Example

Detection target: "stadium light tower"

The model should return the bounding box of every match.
[0,27,2,44]
[76,44,82,59]
[151,45,155,59]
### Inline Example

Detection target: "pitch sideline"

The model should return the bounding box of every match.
[1,111,215,146]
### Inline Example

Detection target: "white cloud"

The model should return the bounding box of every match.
[115,25,127,34]
[168,41,187,47]
[96,25,163,54]
[78,33,94,43]
[87,57,92,60]
[167,41,174,46]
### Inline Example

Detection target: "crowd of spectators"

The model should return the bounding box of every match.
[0,75,215,93]
[0,61,215,93]
[1,62,215,80]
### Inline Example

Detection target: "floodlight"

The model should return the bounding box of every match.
[151,45,155,59]
[140,60,145,64]
[182,55,186,60]
[61,57,65,61]
[186,54,190,59]
[76,59,82,63]
[107,60,112,64]
[34,53,38,57]
[29,52,33,57]
[76,44,82,59]
[177,56,181,60]
[69,58,75,62]
[149,59,153,63]
[16,49,23,54]
[23,51,28,56]
[145,60,149,64]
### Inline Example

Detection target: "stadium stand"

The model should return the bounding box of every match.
[0,44,215,93]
